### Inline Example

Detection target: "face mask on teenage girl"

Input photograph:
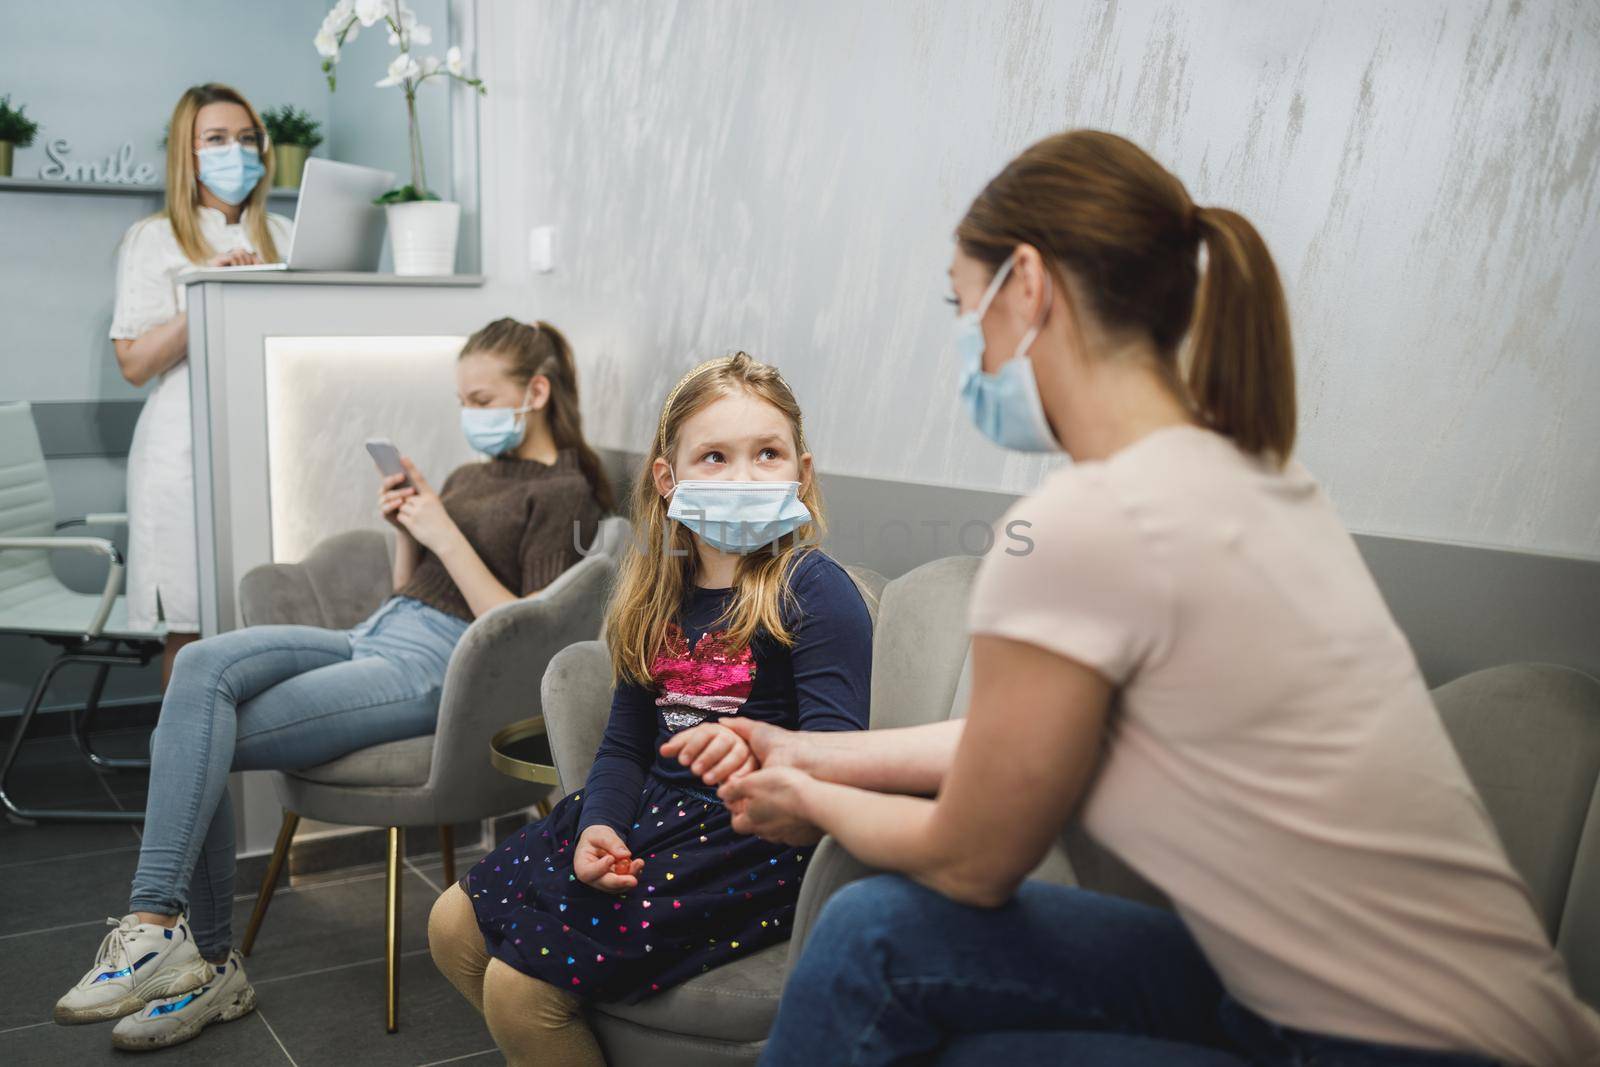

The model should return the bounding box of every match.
[196,144,265,206]
[460,385,535,456]
[955,253,1064,454]
[664,472,812,555]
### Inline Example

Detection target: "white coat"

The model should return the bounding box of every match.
[110,207,292,632]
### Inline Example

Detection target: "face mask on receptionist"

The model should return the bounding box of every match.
[196,143,264,206]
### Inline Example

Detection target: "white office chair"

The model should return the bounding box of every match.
[0,401,166,823]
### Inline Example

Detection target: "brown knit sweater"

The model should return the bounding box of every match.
[397,448,603,622]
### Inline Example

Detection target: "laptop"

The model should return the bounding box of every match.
[220,158,397,272]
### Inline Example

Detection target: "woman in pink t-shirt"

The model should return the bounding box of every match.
[681,130,1600,1066]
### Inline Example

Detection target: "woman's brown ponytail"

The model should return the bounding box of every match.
[956,129,1297,465]
[460,317,615,512]
[1189,207,1296,461]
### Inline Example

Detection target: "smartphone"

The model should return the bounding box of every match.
[365,438,409,486]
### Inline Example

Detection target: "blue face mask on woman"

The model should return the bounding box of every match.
[461,386,535,456]
[955,254,1063,454]
[196,144,265,206]
[666,477,812,555]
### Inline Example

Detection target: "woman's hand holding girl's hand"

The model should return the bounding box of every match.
[377,472,416,533]
[574,825,644,894]
[207,248,261,267]
[717,766,825,846]
[714,718,805,773]
[660,722,757,786]
[393,458,460,553]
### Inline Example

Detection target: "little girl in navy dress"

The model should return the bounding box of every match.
[429,353,872,1066]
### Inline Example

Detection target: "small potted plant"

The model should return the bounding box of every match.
[315,0,486,275]
[262,105,324,188]
[0,95,42,179]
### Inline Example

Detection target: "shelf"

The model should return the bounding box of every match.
[183,269,484,287]
[0,177,298,199]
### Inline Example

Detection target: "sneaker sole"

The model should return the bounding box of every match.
[53,957,212,1026]
[110,984,256,1052]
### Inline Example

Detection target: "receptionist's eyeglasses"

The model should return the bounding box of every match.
[195,127,269,152]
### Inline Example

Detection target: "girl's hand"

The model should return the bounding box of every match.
[377,472,416,532]
[660,722,757,786]
[393,457,459,552]
[207,248,261,267]
[574,825,644,894]
[717,766,825,846]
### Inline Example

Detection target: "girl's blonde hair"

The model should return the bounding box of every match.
[158,84,281,265]
[604,353,826,686]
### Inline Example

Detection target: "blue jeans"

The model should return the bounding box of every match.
[760,876,1501,1067]
[128,597,468,958]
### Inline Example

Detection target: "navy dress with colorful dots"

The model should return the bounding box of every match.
[464,550,872,1002]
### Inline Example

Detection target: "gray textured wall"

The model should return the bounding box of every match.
[480,0,1600,559]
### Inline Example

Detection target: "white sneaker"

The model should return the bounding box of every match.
[53,914,211,1025]
[112,949,256,1052]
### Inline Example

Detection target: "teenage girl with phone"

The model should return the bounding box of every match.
[53,319,610,1054]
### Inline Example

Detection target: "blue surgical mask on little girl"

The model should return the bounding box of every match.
[461,386,535,456]
[665,476,812,555]
[196,144,265,206]
[955,253,1064,454]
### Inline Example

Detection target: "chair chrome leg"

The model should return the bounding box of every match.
[241,811,299,956]
[0,650,143,823]
[439,824,456,887]
[385,826,402,1033]
[71,662,151,772]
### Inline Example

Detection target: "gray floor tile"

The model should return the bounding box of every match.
[237,865,445,985]
[0,833,142,938]
[0,809,142,867]
[0,1010,292,1065]
[260,950,493,1067]
[0,867,488,1064]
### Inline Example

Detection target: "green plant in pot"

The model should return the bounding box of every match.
[315,0,486,275]
[262,105,324,188]
[0,95,42,179]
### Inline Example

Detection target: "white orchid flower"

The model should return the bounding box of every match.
[314,29,339,57]
[409,23,432,45]
[354,0,388,28]
[418,54,442,77]
[375,52,422,87]
[446,45,464,76]
[388,18,431,46]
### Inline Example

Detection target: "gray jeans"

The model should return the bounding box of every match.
[128,596,468,957]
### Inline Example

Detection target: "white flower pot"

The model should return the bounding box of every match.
[386,200,460,275]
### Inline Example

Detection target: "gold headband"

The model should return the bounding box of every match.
[654,354,804,458]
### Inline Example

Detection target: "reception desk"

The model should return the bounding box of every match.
[182,269,497,852]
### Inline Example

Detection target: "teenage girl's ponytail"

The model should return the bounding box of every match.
[533,320,616,513]
[1189,207,1296,461]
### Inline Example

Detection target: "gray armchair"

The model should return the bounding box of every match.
[235,516,630,1033]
